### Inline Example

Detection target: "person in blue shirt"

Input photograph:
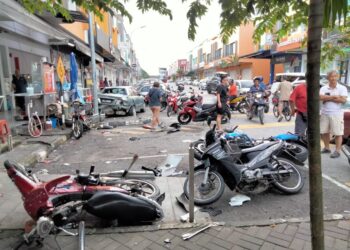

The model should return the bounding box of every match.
[250,78,265,92]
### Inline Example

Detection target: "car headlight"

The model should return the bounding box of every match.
[121,97,128,102]
[98,98,101,104]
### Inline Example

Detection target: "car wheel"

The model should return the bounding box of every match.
[140,103,146,113]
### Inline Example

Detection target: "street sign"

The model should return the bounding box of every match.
[57,56,65,84]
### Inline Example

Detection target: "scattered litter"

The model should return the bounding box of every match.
[106,138,112,141]
[158,155,183,176]
[105,161,112,164]
[182,223,220,240]
[182,140,192,143]
[63,163,70,166]
[129,137,140,141]
[164,239,171,244]
[97,124,113,130]
[229,194,251,207]
[36,169,49,175]
[199,207,222,217]
[159,150,167,153]
[101,131,112,135]
[35,150,48,163]
[331,214,343,220]
[167,128,180,134]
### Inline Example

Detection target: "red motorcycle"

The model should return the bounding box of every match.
[166,91,188,117]
[5,157,164,249]
[177,95,230,125]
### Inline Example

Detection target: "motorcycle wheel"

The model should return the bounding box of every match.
[272,158,304,194]
[178,113,192,125]
[183,169,225,205]
[237,100,248,114]
[287,143,308,162]
[264,104,269,113]
[193,139,206,160]
[273,105,279,118]
[160,102,167,112]
[167,106,173,117]
[104,179,160,199]
[73,118,84,139]
[258,108,264,125]
[284,108,292,121]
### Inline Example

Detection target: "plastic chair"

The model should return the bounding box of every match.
[0,120,10,144]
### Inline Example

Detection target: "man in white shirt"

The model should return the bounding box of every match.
[320,70,348,158]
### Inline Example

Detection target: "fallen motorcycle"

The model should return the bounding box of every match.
[193,127,308,162]
[184,126,305,205]
[5,156,164,249]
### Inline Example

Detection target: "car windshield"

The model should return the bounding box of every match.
[241,81,253,88]
[104,88,127,95]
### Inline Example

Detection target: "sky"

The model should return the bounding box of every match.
[124,1,222,75]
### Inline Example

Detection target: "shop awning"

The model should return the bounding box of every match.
[240,49,305,60]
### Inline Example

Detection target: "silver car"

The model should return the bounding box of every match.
[99,86,146,116]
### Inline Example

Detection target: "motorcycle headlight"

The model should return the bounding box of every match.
[256,93,262,98]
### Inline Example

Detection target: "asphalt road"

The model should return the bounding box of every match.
[35,87,350,224]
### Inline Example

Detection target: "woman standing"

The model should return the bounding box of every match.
[147,82,163,131]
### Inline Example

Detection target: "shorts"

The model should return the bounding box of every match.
[216,105,228,115]
[320,114,344,136]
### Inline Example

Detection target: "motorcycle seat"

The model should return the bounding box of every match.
[241,141,279,154]
[85,191,159,223]
[202,104,216,110]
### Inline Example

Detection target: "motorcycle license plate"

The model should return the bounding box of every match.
[102,99,113,104]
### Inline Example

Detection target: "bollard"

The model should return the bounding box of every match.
[189,142,195,223]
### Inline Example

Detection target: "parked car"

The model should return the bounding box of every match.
[99,86,146,116]
[236,80,254,94]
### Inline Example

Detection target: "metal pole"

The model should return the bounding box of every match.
[88,12,98,116]
[189,143,195,223]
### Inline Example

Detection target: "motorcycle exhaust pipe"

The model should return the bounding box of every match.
[121,154,139,178]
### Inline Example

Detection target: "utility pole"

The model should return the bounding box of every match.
[88,12,98,116]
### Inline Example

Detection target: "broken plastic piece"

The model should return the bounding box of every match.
[229,194,251,207]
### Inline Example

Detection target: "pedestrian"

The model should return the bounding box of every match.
[99,79,105,90]
[228,79,237,101]
[12,69,27,112]
[289,81,307,135]
[277,76,293,122]
[104,77,109,87]
[108,80,112,87]
[320,70,348,158]
[216,75,230,131]
[147,82,163,131]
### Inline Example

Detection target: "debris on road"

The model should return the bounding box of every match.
[36,169,49,175]
[105,161,112,164]
[182,223,220,240]
[159,150,167,153]
[63,163,70,166]
[106,138,112,141]
[199,207,222,217]
[229,194,251,207]
[129,137,140,141]
[182,140,192,143]
[164,239,171,244]
[158,154,183,176]
[97,123,114,129]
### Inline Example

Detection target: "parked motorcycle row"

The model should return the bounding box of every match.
[184,125,306,205]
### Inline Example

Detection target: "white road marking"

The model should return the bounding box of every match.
[110,153,189,161]
[303,164,350,193]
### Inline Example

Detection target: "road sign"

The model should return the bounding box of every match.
[57,56,65,84]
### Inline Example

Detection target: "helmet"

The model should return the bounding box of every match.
[177,84,184,92]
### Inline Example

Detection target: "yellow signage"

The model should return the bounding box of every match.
[57,56,65,84]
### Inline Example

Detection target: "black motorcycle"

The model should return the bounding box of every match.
[246,91,268,124]
[184,126,305,205]
[192,128,308,163]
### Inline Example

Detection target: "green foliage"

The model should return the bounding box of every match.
[185,1,209,41]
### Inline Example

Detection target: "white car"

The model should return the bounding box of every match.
[236,80,254,94]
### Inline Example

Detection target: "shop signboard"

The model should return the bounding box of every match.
[42,63,55,93]
[57,56,65,84]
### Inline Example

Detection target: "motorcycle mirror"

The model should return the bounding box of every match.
[89,166,95,175]
[232,125,238,132]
